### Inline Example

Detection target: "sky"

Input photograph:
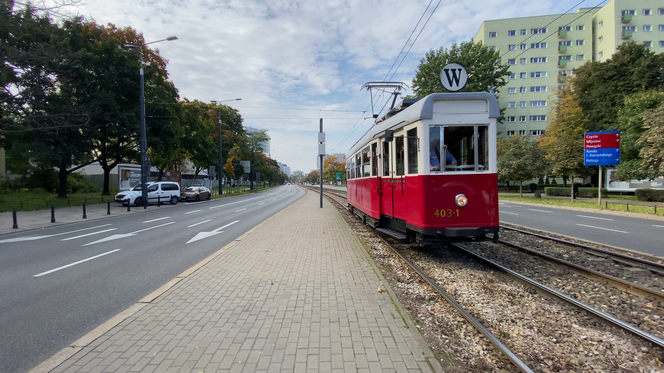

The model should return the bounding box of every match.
[52,0,589,174]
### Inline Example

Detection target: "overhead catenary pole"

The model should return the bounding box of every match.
[319,118,324,208]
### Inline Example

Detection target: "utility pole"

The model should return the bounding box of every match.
[319,119,324,208]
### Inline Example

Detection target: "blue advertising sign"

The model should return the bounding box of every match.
[584,131,620,166]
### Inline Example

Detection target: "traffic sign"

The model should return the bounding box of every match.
[440,63,468,92]
[584,131,620,166]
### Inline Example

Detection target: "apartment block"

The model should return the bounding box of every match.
[474,0,664,138]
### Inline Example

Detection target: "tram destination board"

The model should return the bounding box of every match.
[584,130,620,166]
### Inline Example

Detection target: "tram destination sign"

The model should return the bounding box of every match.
[584,130,620,166]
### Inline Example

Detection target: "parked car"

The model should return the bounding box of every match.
[180,186,212,202]
[114,181,181,206]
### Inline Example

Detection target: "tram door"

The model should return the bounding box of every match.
[382,132,405,220]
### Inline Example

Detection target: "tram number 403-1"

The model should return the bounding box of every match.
[434,209,460,218]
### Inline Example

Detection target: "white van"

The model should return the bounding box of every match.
[114,181,181,206]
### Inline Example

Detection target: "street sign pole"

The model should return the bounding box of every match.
[598,165,603,206]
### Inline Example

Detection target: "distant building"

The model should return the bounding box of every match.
[324,153,346,163]
[474,0,662,138]
[277,162,291,176]
[244,126,270,156]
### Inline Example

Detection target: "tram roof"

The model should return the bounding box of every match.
[347,92,500,157]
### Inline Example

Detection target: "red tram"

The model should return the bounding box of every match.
[346,92,500,245]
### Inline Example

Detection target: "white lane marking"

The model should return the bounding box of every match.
[501,211,519,215]
[213,220,239,233]
[33,249,121,277]
[576,215,614,221]
[143,217,170,223]
[528,208,552,213]
[61,228,117,241]
[186,220,240,244]
[83,222,175,246]
[235,208,247,212]
[0,224,113,243]
[187,219,211,228]
[654,225,664,228]
[259,202,265,206]
[576,224,628,234]
[208,196,263,209]
[185,210,202,215]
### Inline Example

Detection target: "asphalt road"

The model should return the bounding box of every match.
[498,201,664,257]
[0,185,305,373]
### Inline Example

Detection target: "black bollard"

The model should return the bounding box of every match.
[126,199,130,212]
[83,202,87,219]
[107,201,111,215]
[12,208,18,229]
[51,204,55,223]
[158,195,161,207]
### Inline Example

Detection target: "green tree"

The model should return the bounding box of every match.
[323,156,345,183]
[497,135,549,197]
[637,103,664,179]
[177,99,217,179]
[304,169,320,184]
[573,43,664,132]
[614,91,664,181]
[539,83,592,196]
[412,41,511,96]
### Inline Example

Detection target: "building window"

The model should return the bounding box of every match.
[558,85,566,90]
[520,43,527,50]
[660,25,664,31]
[644,9,651,16]
[530,71,547,78]
[519,130,526,136]
[488,46,497,51]
[520,101,527,107]
[488,89,496,94]
[621,10,635,16]
[559,55,572,60]
[598,36,603,43]
[508,87,516,94]
[519,116,526,122]
[576,39,585,46]
[509,73,516,79]
[530,129,545,135]
[507,116,515,122]
[520,29,527,35]
[508,30,516,36]
[489,32,497,37]
[507,130,515,137]
[530,100,547,107]
[508,102,516,108]
[530,57,547,63]
[644,25,652,32]
[530,116,547,122]
[520,58,527,64]
[531,42,547,48]
[598,21,603,28]
[559,40,572,46]
[659,8,664,15]
[530,86,547,92]
[508,58,516,65]
[531,28,547,34]
[644,41,652,48]
[577,54,585,60]
[623,26,636,32]
[559,26,571,31]
[509,44,516,50]
[520,87,526,93]
[576,25,585,31]
[520,72,527,79]
[598,51,603,58]
[660,41,664,47]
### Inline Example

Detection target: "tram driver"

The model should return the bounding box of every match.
[429,139,457,171]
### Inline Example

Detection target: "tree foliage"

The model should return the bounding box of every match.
[412,41,511,96]
[497,135,549,196]
[637,103,664,179]
[323,156,345,183]
[573,43,664,132]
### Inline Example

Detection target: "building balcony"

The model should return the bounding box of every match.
[557,75,567,83]
[622,30,633,39]
[558,59,568,67]
[621,13,632,23]
[558,29,567,38]
[558,45,567,53]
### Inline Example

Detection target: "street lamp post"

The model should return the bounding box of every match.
[124,36,178,208]
[211,98,242,196]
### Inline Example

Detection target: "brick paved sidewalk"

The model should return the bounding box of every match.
[37,190,439,373]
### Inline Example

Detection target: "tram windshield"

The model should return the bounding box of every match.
[429,125,488,172]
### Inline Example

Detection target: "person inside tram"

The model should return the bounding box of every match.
[430,139,457,171]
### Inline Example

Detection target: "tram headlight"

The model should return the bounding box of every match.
[455,194,468,207]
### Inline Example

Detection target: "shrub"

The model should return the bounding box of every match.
[635,189,664,202]
[545,187,607,197]
[551,178,558,185]
[538,176,544,185]
[545,187,570,196]
[67,173,97,194]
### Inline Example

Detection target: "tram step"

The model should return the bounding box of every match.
[375,227,407,241]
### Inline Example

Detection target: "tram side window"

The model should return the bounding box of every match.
[407,128,418,174]
[395,136,405,176]
[383,141,390,176]
[430,125,488,172]
[355,154,361,178]
[371,143,378,176]
[478,126,489,170]
[347,161,351,180]
[362,147,370,177]
[350,159,355,179]
[444,126,475,171]
[429,126,442,171]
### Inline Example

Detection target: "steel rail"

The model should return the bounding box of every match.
[453,244,664,349]
[377,236,534,373]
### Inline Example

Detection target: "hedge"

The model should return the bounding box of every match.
[545,187,608,197]
[635,189,664,202]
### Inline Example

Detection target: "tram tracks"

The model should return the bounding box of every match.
[307,186,664,371]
